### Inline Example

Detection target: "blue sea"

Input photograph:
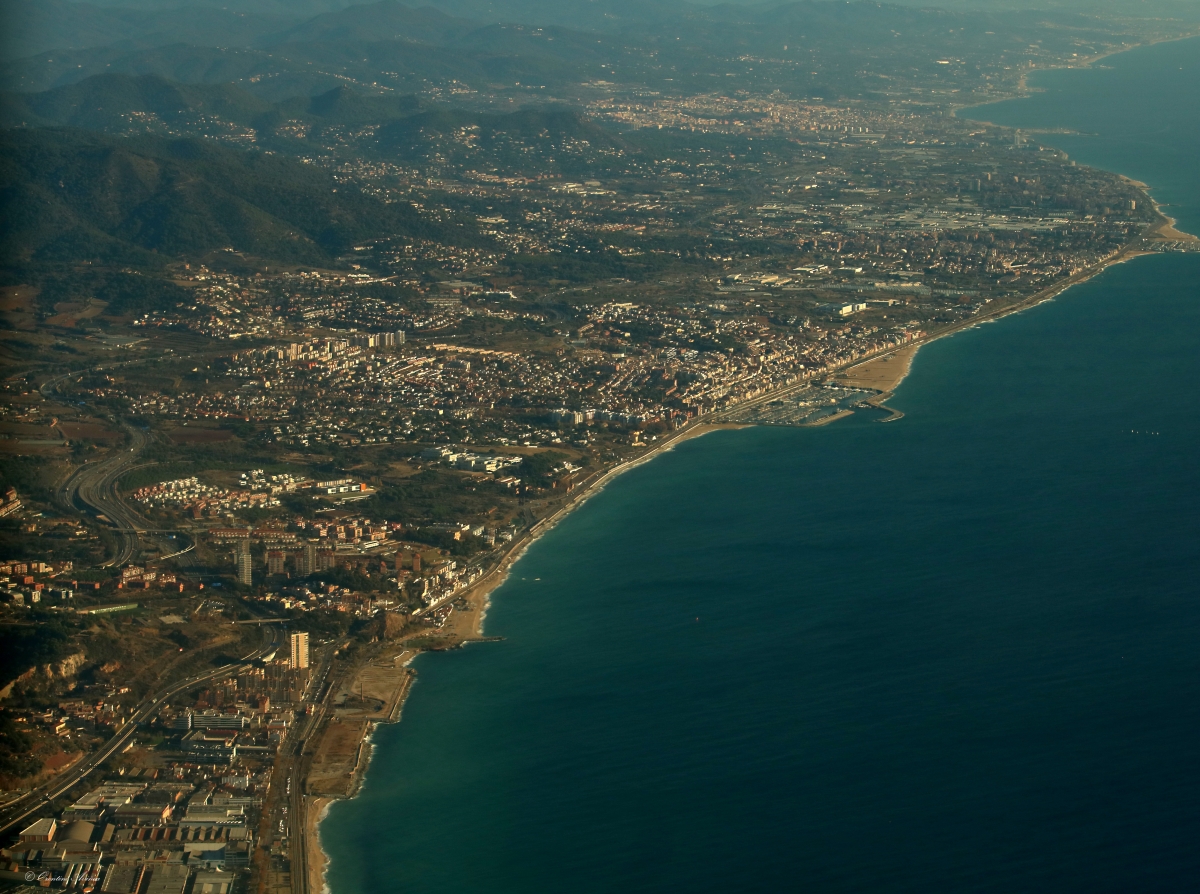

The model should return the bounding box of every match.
[322,38,1200,892]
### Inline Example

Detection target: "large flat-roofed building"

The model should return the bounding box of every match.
[110,804,172,827]
[61,820,95,842]
[290,631,309,670]
[140,863,189,894]
[190,711,247,730]
[141,783,194,805]
[181,805,246,828]
[182,730,238,761]
[63,783,147,821]
[193,870,235,894]
[100,864,147,893]
[19,817,57,843]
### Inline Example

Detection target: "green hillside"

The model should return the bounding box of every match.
[1,74,421,131]
[0,127,471,270]
[1,73,274,130]
[1,75,628,176]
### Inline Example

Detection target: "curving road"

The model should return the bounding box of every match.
[59,428,150,568]
[0,624,282,837]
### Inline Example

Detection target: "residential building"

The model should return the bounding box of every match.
[235,542,252,586]
[290,632,309,670]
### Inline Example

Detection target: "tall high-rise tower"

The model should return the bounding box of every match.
[290,632,310,670]
[298,541,317,576]
[235,541,252,586]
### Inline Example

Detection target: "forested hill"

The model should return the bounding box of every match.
[1,74,275,131]
[0,127,473,271]
[0,74,421,131]
[1,75,630,176]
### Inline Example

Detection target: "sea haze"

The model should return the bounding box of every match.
[961,35,1200,235]
[322,38,1200,893]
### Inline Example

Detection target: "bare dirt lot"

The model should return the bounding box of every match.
[58,421,123,443]
[307,718,371,798]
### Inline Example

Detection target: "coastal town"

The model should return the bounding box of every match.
[3,0,1200,890]
[0,190,1190,894]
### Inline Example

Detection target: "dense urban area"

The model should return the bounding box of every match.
[2,0,1199,891]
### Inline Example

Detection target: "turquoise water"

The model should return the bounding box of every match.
[322,40,1200,893]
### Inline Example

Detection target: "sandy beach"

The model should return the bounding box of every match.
[302,240,1158,893]
[436,419,749,640]
[836,343,920,393]
[301,236,1166,892]
[1149,216,1199,243]
[828,196,1196,420]
[306,798,332,894]
[298,419,746,893]
[301,183,1197,894]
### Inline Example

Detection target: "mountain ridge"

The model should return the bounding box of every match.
[0,126,475,271]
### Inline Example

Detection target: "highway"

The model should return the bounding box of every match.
[0,624,283,838]
[42,358,199,570]
[59,427,150,568]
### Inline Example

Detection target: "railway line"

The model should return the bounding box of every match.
[0,625,283,836]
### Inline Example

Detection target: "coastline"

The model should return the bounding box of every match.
[303,420,746,894]
[304,220,1184,894]
[957,30,1200,115]
[1151,215,1199,243]
[306,798,333,894]
[305,55,1199,894]
[305,235,1145,893]
[841,217,1184,408]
